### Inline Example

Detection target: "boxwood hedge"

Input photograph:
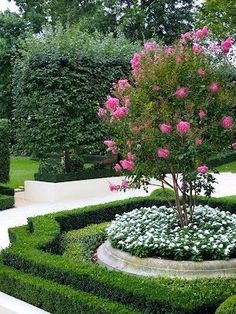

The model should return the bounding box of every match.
[1,195,236,313]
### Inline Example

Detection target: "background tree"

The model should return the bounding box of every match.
[11,0,195,44]
[196,0,236,38]
[0,11,27,118]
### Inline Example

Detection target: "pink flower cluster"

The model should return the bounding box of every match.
[116,79,131,91]
[197,165,208,174]
[192,44,203,54]
[144,42,157,52]
[198,109,206,120]
[221,38,233,54]
[220,116,233,129]
[109,179,129,192]
[181,26,208,42]
[159,123,172,134]
[114,152,135,172]
[102,95,129,120]
[208,82,220,93]
[103,140,118,154]
[197,68,205,77]
[131,53,141,76]
[174,87,188,98]
[157,148,170,159]
[195,137,203,145]
[232,143,236,150]
[177,121,190,135]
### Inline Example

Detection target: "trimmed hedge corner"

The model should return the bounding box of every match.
[216,295,236,314]
[0,194,14,210]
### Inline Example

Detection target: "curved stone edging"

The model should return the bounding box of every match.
[97,240,236,279]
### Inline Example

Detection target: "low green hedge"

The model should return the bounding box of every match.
[216,295,236,314]
[208,151,236,168]
[34,168,119,182]
[0,264,139,314]
[0,194,14,210]
[0,186,15,196]
[1,196,236,313]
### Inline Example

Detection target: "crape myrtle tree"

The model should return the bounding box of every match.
[99,27,235,227]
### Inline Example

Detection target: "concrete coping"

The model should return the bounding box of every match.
[97,240,236,279]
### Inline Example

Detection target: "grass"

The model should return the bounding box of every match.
[6,156,39,189]
[217,161,236,173]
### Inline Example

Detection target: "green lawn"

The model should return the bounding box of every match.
[217,161,236,173]
[6,157,39,189]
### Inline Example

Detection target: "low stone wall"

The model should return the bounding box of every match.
[97,240,236,279]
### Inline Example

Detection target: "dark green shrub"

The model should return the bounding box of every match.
[0,186,14,196]
[216,295,236,314]
[13,28,138,156]
[34,168,119,182]
[0,194,14,210]
[0,119,10,183]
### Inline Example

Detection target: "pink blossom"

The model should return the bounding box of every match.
[109,182,120,192]
[104,140,115,148]
[177,121,190,135]
[159,123,172,133]
[130,53,141,70]
[117,79,131,91]
[144,41,157,51]
[121,179,129,189]
[197,165,208,174]
[198,109,206,120]
[120,159,134,171]
[127,152,135,161]
[192,44,203,54]
[112,106,128,119]
[157,148,170,159]
[111,146,118,154]
[105,96,119,111]
[114,163,122,172]
[152,84,160,92]
[197,68,205,77]
[174,87,188,98]
[221,38,233,54]
[232,142,236,150]
[208,82,220,93]
[195,137,203,145]
[220,116,233,129]
[97,108,106,118]
[181,31,192,41]
[194,26,208,39]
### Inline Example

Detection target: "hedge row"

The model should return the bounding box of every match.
[208,151,236,168]
[34,168,119,182]
[0,264,139,314]
[0,194,14,210]
[0,186,15,196]
[2,195,236,313]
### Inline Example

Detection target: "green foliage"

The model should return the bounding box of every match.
[0,194,14,210]
[1,196,236,313]
[38,158,64,175]
[0,186,14,196]
[216,295,236,314]
[13,27,137,156]
[0,119,10,183]
[13,0,195,44]
[0,11,27,119]
[196,0,236,38]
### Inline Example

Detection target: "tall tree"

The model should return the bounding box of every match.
[196,0,236,38]
[11,0,194,43]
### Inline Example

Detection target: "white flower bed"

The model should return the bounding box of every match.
[107,205,236,261]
